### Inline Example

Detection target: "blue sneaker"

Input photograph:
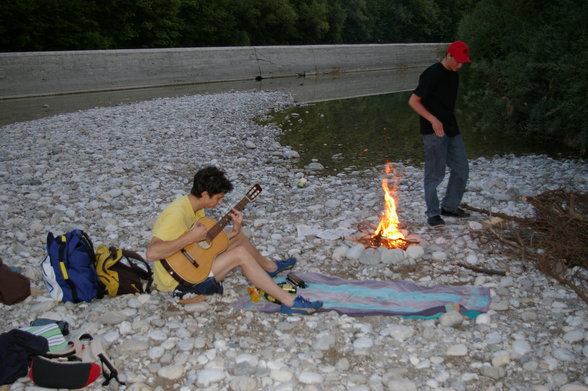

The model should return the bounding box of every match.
[280,295,323,315]
[267,257,297,278]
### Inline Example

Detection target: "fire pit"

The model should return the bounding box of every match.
[356,163,419,250]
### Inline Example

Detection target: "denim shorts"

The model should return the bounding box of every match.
[173,276,223,299]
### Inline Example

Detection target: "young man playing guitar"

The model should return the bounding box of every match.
[146,166,323,315]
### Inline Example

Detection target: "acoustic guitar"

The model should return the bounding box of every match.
[160,184,262,286]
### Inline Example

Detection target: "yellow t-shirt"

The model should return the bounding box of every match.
[151,195,205,291]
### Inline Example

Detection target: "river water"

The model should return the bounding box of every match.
[1,69,581,172]
[268,90,582,173]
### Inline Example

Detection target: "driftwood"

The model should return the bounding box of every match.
[455,262,509,276]
[462,189,588,304]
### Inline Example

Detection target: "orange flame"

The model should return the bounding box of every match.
[372,163,406,248]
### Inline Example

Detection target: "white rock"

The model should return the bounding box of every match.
[103,330,120,344]
[229,376,259,391]
[475,313,491,325]
[197,368,226,386]
[466,253,478,264]
[177,338,194,351]
[148,346,164,359]
[553,348,575,361]
[271,368,294,382]
[158,365,184,380]
[385,378,417,391]
[148,329,167,342]
[305,162,324,170]
[183,301,209,313]
[235,353,259,367]
[283,150,300,159]
[492,350,510,367]
[332,245,349,260]
[384,325,414,342]
[511,339,532,357]
[353,336,374,350]
[346,244,365,260]
[315,331,337,350]
[380,248,406,264]
[298,371,324,384]
[124,383,153,391]
[405,245,424,259]
[446,344,468,356]
[468,221,483,230]
[560,384,588,391]
[359,248,381,265]
[439,311,464,327]
[118,320,133,335]
[432,251,447,261]
[563,330,584,344]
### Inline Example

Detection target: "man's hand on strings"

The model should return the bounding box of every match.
[228,209,243,237]
[187,222,208,243]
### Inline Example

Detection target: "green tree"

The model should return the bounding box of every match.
[99,0,183,48]
[340,0,372,43]
[372,0,444,43]
[459,0,588,150]
[322,0,346,43]
[232,0,297,45]
[0,0,107,51]
[177,0,240,47]
[290,0,330,44]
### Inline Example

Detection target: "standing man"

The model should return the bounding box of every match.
[146,166,323,315]
[408,41,472,227]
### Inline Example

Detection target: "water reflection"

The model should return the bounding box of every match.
[0,69,419,126]
[269,91,582,173]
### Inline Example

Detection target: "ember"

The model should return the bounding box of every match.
[371,163,407,249]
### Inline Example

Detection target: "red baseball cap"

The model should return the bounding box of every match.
[448,41,471,63]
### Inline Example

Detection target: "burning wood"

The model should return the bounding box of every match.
[356,163,418,250]
[370,163,406,248]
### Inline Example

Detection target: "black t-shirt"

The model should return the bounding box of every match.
[413,62,460,137]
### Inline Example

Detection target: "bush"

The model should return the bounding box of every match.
[458,0,588,152]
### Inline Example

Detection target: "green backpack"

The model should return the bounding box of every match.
[95,246,153,296]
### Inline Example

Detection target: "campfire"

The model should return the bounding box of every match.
[357,163,416,250]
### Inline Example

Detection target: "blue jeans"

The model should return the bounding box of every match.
[173,276,223,299]
[422,134,469,218]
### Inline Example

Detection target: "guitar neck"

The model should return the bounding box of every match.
[207,196,250,240]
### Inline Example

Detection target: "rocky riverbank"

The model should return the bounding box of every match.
[1,91,587,391]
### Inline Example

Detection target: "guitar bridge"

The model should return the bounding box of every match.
[181,249,200,267]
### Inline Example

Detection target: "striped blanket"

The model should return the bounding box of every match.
[235,272,491,318]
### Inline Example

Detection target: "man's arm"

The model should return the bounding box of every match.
[145,224,208,261]
[408,94,445,137]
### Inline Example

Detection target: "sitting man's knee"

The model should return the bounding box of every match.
[230,245,250,260]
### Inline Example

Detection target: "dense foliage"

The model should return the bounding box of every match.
[458,0,588,151]
[0,0,476,51]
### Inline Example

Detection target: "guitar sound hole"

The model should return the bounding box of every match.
[198,240,212,250]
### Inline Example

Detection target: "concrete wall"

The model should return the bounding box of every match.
[0,43,446,99]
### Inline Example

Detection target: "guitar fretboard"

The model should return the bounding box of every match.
[205,184,261,240]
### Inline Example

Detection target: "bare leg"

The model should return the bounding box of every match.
[212,245,294,306]
[227,231,278,273]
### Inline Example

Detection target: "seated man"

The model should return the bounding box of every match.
[146,166,322,315]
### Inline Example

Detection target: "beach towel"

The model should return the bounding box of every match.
[235,272,491,318]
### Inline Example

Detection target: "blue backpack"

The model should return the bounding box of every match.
[41,230,103,303]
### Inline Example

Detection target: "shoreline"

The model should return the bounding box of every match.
[1,91,587,391]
